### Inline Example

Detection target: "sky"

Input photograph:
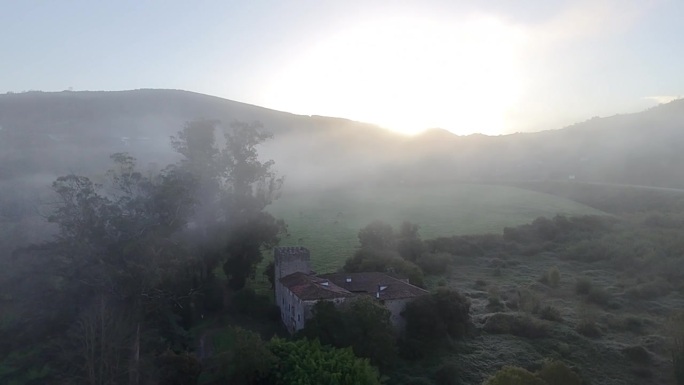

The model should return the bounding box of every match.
[2,0,683,135]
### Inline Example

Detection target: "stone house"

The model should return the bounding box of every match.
[274,246,429,334]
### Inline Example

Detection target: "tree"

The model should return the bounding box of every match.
[172,120,285,290]
[215,328,277,385]
[157,350,202,385]
[301,298,398,370]
[342,298,398,369]
[268,338,380,385]
[402,289,470,357]
[396,221,424,262]
[34,153,198,384]
[358,220,396,250]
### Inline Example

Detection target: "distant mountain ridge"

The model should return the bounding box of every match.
[1,89,683,189]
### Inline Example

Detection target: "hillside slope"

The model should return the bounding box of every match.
[2,90,684,190]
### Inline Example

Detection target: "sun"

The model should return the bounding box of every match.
[263,15,527,136]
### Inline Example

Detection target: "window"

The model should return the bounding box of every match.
[298,314,301,322]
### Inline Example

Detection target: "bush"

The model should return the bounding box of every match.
[268,338,381,385]
[157,350,202,385]
[482,313,548,339]
[416,252,451,275]
[625,280,672,299]
[487,295,505,312]
[402,289,471,357]
[576,318,602,338]
[539,266,562,287]
[538,305,563,322]
[231,288,280,321]
[434,361,460,385]
[667,311,684,384]
[622,345,651,363]
[536,360,581,385]
[548,267,561,288]
[517,288,541,314]
[484,366,545,385]
[586,286,612,307]
[575,278,593,295]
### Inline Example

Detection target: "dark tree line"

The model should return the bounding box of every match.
[0,120,285,384]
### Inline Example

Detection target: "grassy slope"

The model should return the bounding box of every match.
[268,184,604,272]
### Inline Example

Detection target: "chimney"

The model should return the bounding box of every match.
[321,280,329,287]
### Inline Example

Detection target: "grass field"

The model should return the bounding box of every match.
[267,183,604,273]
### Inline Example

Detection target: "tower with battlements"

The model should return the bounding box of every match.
[274,246,312,331]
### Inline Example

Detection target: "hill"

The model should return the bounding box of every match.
[3,90,684,192]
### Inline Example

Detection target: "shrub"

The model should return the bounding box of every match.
[416,252,451,275]
[625,280,672,299]
[548,267,561,288]
[517,288,541,314]
[484,366,545,385]
[622,345,651,363]
[483,313,548,339]
[622,316,647,334]
[231,288,280,321]
[667,311,684,384]
[268,338,381,385]
[157,350,202,385]
[536,360,581,385]
[575,278,593,295]
[576,318,602,338]
[586,286,612,307]
[402,289,471,357]
[434,361,460,385]
[539,267,560,288]
[538,305,563,322]
[487,295,505,312]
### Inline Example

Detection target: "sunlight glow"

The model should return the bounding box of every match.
[263,15,528,136]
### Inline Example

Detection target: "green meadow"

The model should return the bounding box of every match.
[268,184,604,272]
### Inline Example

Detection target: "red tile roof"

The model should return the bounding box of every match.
[279,272,354,300]
[318,272,429,300]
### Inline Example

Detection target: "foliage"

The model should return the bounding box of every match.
[301,298,398,369]
[483,366,546,385]
[157,350,202,385]
[575,278,593,295]
[231,288,280,321]
[358,220,397,250]
[268,338,381,385]
[415,252,451,275]
[538,305,563,322]
[402,289,470,357]
[215,328,277,385]
[482,313,549,339]
[539,267,560,288]
[585,286,612,307]
[536,360,581,385]
[172,120,286,290]
[434,361,460,385]
[667,311,684,384]
[576,316,602,338]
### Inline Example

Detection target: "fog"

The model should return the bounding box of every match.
[3,89,684,384]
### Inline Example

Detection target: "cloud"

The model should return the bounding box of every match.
[644,95,681,104]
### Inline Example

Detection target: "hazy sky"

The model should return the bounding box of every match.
[2,0,683,135]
